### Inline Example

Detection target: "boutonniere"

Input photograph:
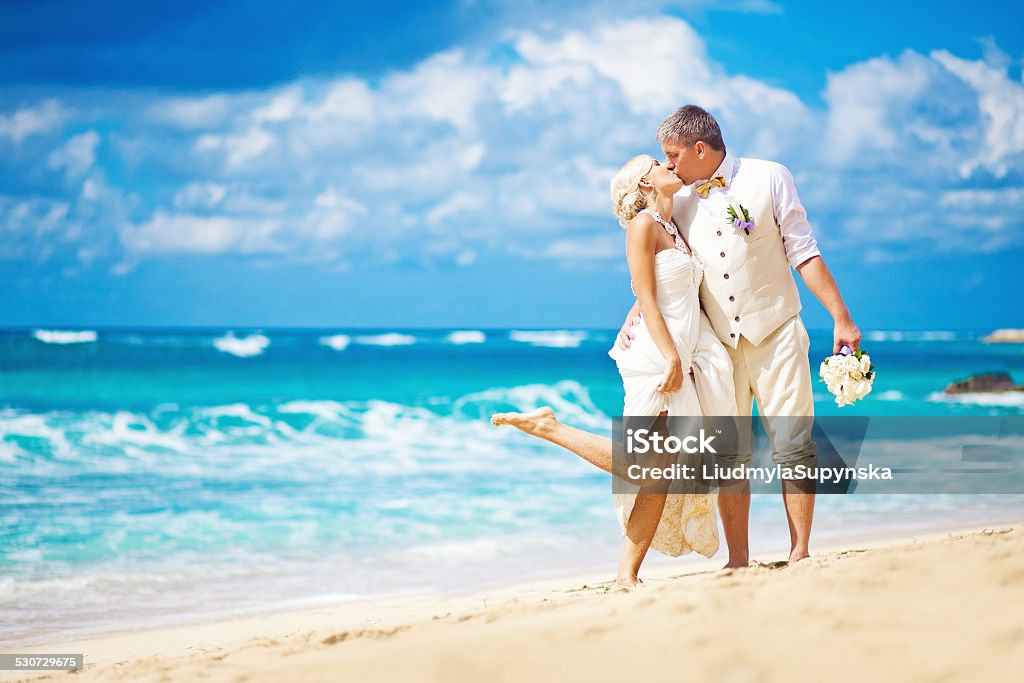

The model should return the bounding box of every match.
[726,204,755,235]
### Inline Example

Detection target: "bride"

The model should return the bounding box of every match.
[491,154,737,588]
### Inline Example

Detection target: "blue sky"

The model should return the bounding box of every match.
[1,0,1022,329]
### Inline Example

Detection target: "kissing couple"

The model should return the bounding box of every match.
[492,105,861,588]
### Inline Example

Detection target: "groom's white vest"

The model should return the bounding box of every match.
[680,158,802,348]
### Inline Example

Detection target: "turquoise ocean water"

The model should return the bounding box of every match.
[2,327,1023,645]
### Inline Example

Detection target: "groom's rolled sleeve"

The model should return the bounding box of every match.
[770,163,821,269]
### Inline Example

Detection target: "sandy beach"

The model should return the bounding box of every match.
[5,523,1023,683]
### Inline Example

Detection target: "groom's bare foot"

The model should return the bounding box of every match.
[490,406,559,438]
[788,550,810,564]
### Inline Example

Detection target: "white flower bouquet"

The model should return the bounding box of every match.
[819,345,875,407]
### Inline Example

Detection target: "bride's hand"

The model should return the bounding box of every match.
[616,312,642,350]
[657,358,684,393]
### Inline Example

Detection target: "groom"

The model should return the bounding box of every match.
[617,105,861,566]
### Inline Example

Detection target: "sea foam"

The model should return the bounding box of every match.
[212,332,269,357]
[927,391,1024,408]
[446,330,486,344]
[318,334,351,351]
[32,329,97,344]
[865,330,959,343]
[876,390,906,401]
[355,333,416,346]
[509,330,587,348]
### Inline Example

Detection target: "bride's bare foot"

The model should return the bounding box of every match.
[489,406,559,438]
[615,575,643,590]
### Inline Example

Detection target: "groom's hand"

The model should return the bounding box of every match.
[833,317,862,354]
[616,312,642,350]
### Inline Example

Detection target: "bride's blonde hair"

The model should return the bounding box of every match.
[610,154,656,228]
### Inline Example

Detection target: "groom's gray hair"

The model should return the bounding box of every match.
[656,105,726,152]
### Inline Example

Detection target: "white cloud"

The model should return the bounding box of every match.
[2,14,1021,272]
[383,51,494,131]
[48,130,100,177]
[511,19,713,116]
[0,197,69,235]
[119,211,285,256]
[931,50,1024,178]
[0,99,68,143]
[149,94,233,129]
[252,86,304,124]
[309,80,374,122]
[301,189,367,241]
[81,178,103,201]
[174,182,228,209]
[822,51,939,164]
[195,127,275,168]
[313,187,367,213]
[821,47,1024,182]
[426,191,485,226]
[543,235,623,260]
[939,187,1024,209]
[76,246,99,264]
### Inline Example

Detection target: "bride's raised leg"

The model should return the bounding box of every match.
[491,407,615,473]
[490,407,673,487]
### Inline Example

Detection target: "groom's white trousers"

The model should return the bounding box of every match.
[724,314,818,469]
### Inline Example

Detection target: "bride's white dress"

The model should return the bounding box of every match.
[607,208,737,558]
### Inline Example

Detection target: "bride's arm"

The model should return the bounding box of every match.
[625,215,684,392]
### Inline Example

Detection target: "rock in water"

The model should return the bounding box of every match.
[982,329,1024,343]
[943,373,1024,395]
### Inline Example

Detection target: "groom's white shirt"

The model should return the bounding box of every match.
[674,152,818,348]
[679,153,821,269]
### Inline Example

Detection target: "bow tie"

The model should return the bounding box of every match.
[695,174,727,199]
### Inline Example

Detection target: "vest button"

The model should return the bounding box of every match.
[720,252,726,258]
[716,230,722,236]
[723,273,729,279]
[730,333,736,338]
[734,316,740,322]
[729,296,735,301]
